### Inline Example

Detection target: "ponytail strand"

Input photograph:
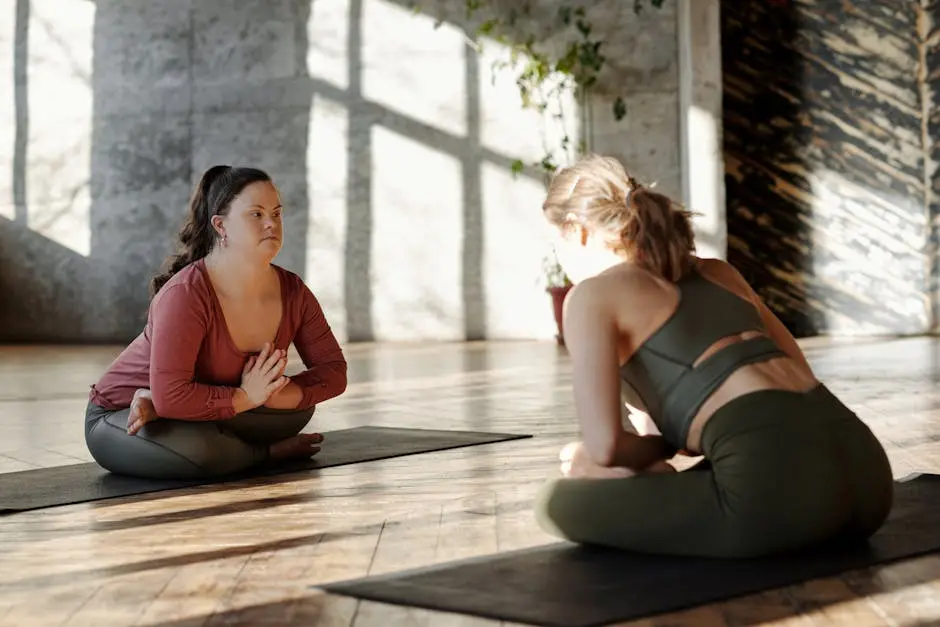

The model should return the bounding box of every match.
[542,154,697,282]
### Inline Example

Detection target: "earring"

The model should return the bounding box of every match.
[221,234,227,246]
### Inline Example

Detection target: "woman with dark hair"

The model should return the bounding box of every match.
[533,154,893,558]
[85,165,347,480]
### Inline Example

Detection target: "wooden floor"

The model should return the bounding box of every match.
[1,337,940,626]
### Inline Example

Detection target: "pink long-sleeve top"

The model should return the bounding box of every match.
[89,259,347,420]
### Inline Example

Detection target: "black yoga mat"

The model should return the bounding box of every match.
[0,426,529,514]
[320,472,940,627]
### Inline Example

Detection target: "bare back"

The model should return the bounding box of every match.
[602,257,818,452]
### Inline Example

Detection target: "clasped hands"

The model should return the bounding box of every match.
[125,343,302,436]
[239,342,303,410]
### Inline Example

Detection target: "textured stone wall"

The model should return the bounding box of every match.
[722,1,936,337]
[588,1,681,200]
[930,1,940,333]
[0,0,680,343]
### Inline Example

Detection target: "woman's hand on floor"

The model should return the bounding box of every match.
[559,441,636,479]
[126,389,158,436]
[558,441,676,479]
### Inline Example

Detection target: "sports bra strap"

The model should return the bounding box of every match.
[658,336,786,446]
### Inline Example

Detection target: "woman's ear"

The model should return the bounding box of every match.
[210,214,225,238]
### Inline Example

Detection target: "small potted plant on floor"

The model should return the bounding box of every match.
[543,252,573,345]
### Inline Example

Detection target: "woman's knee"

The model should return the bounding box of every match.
[90,426,207,480]
[86,413,228,480]
[534,479,574,540]
[534,478,615,544]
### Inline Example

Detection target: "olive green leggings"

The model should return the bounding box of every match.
[85,401,314,480]
[535,385,894,558]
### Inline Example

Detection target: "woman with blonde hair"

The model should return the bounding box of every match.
[534,154,893,558]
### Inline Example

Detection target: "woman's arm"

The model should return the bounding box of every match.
[563,280,676,470]
[284,282,348,409]
[149,284,240,420]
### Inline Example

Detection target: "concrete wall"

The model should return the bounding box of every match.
[0,0,682,343]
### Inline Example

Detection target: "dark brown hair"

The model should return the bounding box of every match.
[150,165,272,296]
[542,154,696,281]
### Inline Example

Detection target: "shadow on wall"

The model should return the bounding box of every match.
[1,0,108,342]
[4,0,309,343]
[722,1,932,337]
[316,0,556,344]
[2,0,557,344]
[335,0,491,342]
[2,0,312,343]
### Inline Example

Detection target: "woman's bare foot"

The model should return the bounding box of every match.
[127,389,158,435]
[269,433,324,461]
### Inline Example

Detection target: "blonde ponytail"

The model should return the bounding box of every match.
[542,154,696,281]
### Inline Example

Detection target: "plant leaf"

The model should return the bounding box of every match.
[613,96,627,121]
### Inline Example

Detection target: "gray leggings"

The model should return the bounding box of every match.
[85,401,314,480]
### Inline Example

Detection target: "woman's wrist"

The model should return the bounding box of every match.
[232,387,256,414]
[612,434,676,470]
[646,435,678,462]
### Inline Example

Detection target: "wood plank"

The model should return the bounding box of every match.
[0,339,938,626]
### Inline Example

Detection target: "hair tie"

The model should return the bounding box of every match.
[625,176,643,208]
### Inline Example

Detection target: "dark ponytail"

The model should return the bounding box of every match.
[150,165,272,296]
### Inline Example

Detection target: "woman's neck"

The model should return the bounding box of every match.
[204,249,273,298]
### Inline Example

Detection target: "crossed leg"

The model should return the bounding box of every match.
[85,391,321,480]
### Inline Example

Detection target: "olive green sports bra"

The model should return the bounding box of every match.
[619,268,785,449]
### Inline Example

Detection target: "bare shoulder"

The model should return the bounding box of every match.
[695,256,743,280]
[562,275,608,319]
[563,265,659,320]
[693,257,756,301]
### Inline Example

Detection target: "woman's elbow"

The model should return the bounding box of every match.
[318,364,348,401]
[149,388,173,418]
[149,383,190,419]
[335,371,348,396]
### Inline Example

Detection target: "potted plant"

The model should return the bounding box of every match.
[543,251,573,345]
